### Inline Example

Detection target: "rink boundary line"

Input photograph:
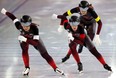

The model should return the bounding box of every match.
[0,0,29,24]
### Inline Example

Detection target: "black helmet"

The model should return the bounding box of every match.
[69,15,80,26]
[20,15,32,26]
[79,0,89,8]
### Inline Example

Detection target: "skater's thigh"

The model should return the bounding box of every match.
[33,38,48,54]
[20,42,29,51]
[84,35,95,50]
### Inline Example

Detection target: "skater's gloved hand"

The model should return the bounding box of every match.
[93,34,102,46]
[52,14,58,19]
[58,25,64,33]
[1,8,7,14]
[68,33,74,41]
[18,35,27,42]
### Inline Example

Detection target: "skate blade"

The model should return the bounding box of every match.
[62,73,66,76]
[79,71,84,76]
[108,70,113,73]
[79,71,83,74]
[59,73,69,78]
[23,72,29,76]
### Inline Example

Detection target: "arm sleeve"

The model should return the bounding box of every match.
[33,26,39,35]
[33,25,39,40]
[63,7,80,16]
[57,15,70,27]
[57,15,71,30]
[96,20,102,34]
[5,12,21,30]
[60,16,70,30]
[89,9,102,35]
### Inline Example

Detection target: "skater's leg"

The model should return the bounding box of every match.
[20,42,29,68]
[69,42,83,73]
[33,38,57,69]
[34,38,64,75]
[85,36,112,71]
[78,45,83,53]
[89,47,106,65]
[62,49,71,62]
[20,42,30,75]
[89,47,112,71]
[69,42,81,63]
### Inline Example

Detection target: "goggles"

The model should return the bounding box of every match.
[80,7,89,11]
[21,22,31,26]
[69,21,79,26]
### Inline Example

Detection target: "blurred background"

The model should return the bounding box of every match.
[0,0,116,78]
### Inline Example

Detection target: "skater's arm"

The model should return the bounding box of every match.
[96,20,102,35]
[89,8,102,35]
[32,25,39,40]
[1,8,21,30]
[18,35,39,46]
[63,7,80,16]
[52,14,70,30]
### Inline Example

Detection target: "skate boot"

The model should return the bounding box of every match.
[103,64,112,72]
[78,62,83,73]
[22,67,30,76]
[62,55,70,63]
[54,68,65,75]
[78,45,83,53]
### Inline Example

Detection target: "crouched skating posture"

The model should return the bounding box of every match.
[53,14,112,73]
[1,8,64,76]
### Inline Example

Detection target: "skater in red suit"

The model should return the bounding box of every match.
[54,14,112,73]
[1,8,64,76]
[53,0,102,62]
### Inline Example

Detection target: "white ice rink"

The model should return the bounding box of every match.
[0,0,116,78]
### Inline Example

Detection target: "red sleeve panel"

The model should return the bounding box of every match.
[79,34,85,40]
